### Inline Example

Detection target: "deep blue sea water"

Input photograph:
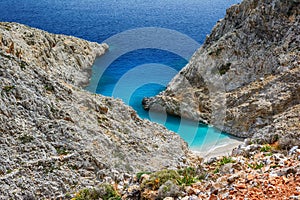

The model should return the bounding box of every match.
[0,0,241,150]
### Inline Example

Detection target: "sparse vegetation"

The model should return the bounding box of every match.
[72,188,100,200]
[3,24,11,31]
[72,184,120,200]
[270,164,280,169]
[141,169,181,190]
[177,167,205,186]
[0,51,14,60]
[218,63,231,75]
[55,147,68,155]
[18,134,34,144]
[219,156,235,166]
[45,84,54,92]
[20,60,27,69]
[260,144,272,152]
[2,85,15,93]
[65,193,71,198]
[213,168,220,174]
[140,167,206,191]
[248,163,264,170]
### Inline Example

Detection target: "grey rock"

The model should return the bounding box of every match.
[142,0,300,139]
[0,22,189,198]
[122,185,141,200]
[289,146,299,156]
[157,180,181,199]
[163,197,175,200]
[227,174,239,184]
[220,163,234,174]
[206,157,217,165]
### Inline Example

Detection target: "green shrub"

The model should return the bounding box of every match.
[141,167,207,190]
[177,167,199,186]
[72,184,120,200]
[213,168,220,174]
[98,184,121,200]
[141,169,181,190]
[219,156,235,166]
[248,163,264,170]
[260,144,272,152]
[266,152,273,156]
[65,193,71,198]
[72,188,100,200]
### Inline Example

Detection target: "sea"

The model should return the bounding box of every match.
[0,0,241,151]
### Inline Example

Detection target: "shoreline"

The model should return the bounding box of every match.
[191,137,244,161]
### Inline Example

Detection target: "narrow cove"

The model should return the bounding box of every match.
[86,48,242,153]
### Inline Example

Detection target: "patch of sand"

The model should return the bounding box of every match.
[191,137,244,161]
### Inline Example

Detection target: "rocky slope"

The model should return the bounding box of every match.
[116,143,300,200]
[0,22,189,199]
[143,0,300,142]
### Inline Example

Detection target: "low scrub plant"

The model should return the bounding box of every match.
[248,163,264,170]
[219,156,235,166]
[260,144,272,152]
[72,184,120,200]
[141,169,180,190]
[177,167,197,186]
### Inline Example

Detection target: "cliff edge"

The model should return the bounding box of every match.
[0,22,189,199]
[143,0,300,144]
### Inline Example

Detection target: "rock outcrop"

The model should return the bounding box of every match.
[143,0,300,141]
[0,22,189,199]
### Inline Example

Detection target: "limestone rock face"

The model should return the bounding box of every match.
[143,0,300,139]
[0,22,188,199]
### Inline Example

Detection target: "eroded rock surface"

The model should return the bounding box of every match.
[0,22,189,199]
[143,0,300,140]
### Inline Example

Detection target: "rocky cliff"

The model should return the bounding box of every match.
[0,22,189,199]
[143,0,300,143]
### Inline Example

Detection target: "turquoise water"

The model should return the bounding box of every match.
[87,42,231,150]
[0,0,241,149]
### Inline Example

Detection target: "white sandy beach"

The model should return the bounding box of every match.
[191,137,244,161]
